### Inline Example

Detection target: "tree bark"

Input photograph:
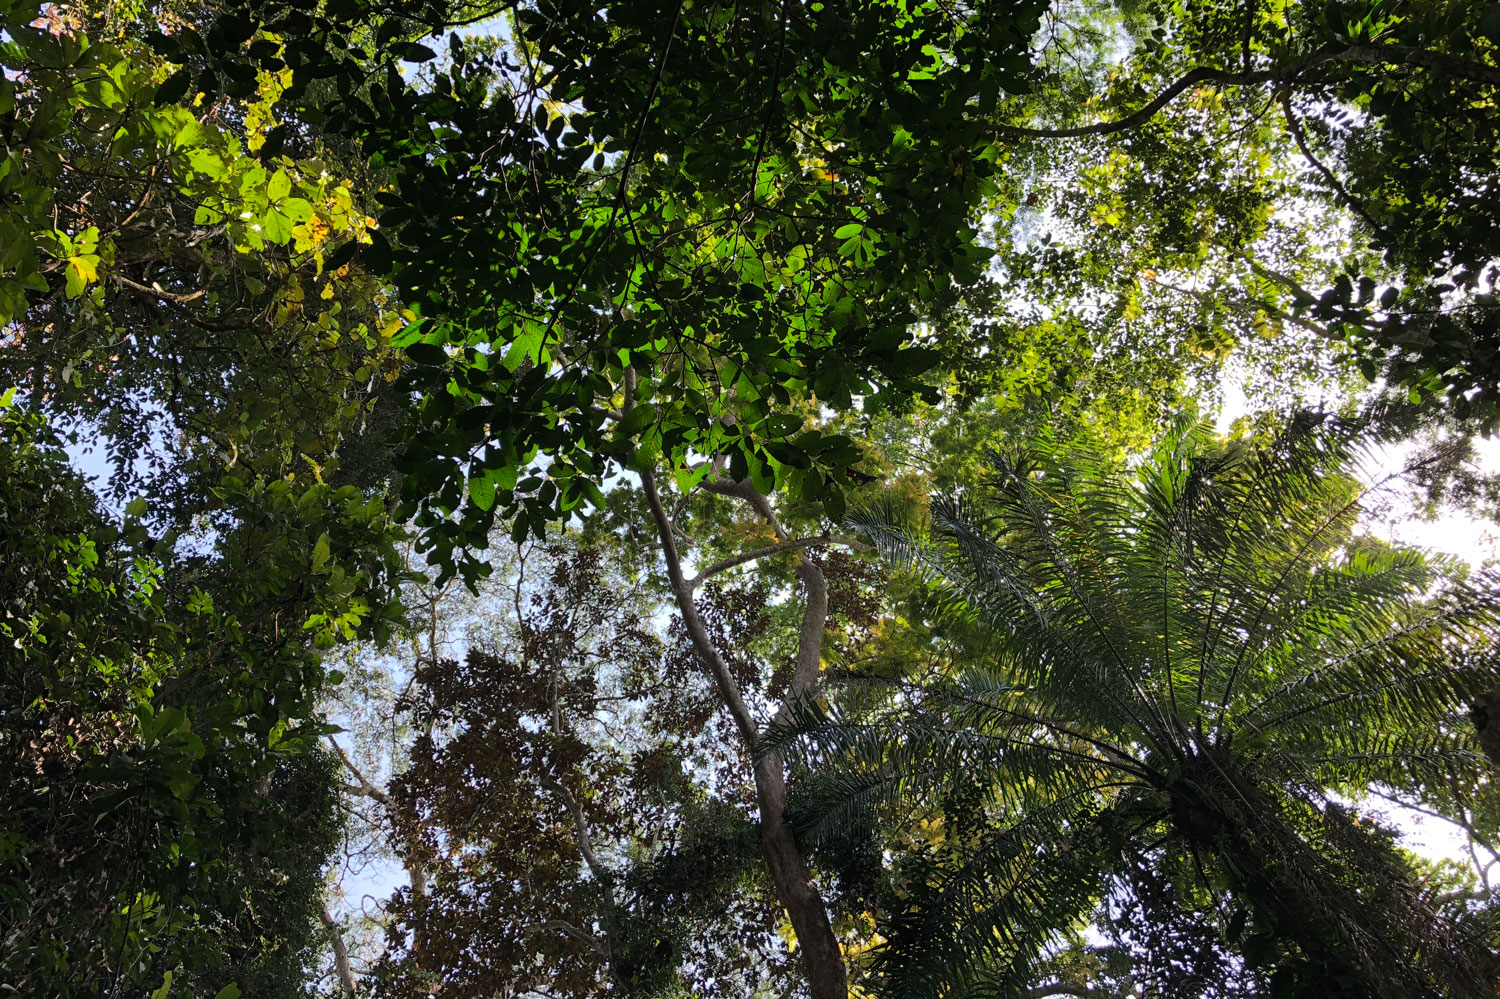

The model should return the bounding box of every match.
[1470,688,1500,768]
[639,457,847,999]
[320,903,360,997]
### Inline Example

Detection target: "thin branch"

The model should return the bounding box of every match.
[113,273,209,303]
[634,372,762,750]
[329,736,395,808]
[1027,985,1117,999]
[746,0,792,203]
[1281,93,1392,239]
[327,736,428,904]
[994,43,1499,141]
[1335,42,1500,86]
[993,62,1319,139]
[687,533,870,589]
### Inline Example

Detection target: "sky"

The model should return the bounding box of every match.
[1361,440,1499,870]
[1218,373,1500,872]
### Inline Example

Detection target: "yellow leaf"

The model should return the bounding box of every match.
[65,255,99,297]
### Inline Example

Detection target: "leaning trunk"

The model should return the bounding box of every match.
[1171,750,1482,998]
[1468,688,1500,768]
[754,757,847,999]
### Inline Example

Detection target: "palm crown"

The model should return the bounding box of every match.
[782,416,1500,998]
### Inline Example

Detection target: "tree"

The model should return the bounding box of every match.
[0,394,401,996]
[1,0,398,516]
[264,0,1047,583]
[372,540,805,998]
[10,0,1499,994]
[972,0,1500,424]
[0,6,411,991]
[781,415,1500,997]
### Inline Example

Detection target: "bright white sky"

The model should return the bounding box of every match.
[1360,440,1499,870]
[1218,376,1500,872]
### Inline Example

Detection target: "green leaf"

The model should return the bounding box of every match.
[764,414,804,438]
[577,477,607,510]
[64,255,97,298]
[154,69,193,107]
[616,403,658,440]
[213,985,241,999]
[263,208,293,243]
[823,484,846,522]
[406,342,449,366]
[469,473,497,512]
[311,533,331,571]
[268,168,292,203]
[151,971,173,999]
[281,197,314,222]
[125,497,147,517]
[502,323,546,372]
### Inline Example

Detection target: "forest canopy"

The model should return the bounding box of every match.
[2,0,1499,997]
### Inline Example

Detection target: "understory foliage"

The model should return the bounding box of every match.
[0,1,405,994]
[780,416,1500,997]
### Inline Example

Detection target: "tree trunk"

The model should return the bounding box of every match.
[639,457,847,999]
[755,756,847,999]
[319,903,360,997]
[1469,688,1500,768]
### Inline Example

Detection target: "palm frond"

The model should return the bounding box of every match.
[817,413,1500,998]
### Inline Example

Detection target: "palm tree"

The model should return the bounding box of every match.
[781,415,1500,998]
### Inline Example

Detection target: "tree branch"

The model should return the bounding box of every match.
[994,43,1498,141]
[113,273,209,303]
[1280,93,1392,239]
[633,376,762,751]
[700,476,835,715]
[319,903,360,998]
[1027,984,1117,999]
[1335,43,1500,86]
[686,532,869,589]
[329,736,394,808]
[542,776,610,886]
[328,736,428,904]
[519,919,608,955]
[993,63,1306,139]
[541,677,614,905]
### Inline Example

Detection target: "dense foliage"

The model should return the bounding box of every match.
[0,399,383,996]
[788,416,1500,997]
[2,0,1498,996]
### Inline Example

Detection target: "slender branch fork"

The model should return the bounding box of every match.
[686,532,870,590]
[629,368,848,999]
